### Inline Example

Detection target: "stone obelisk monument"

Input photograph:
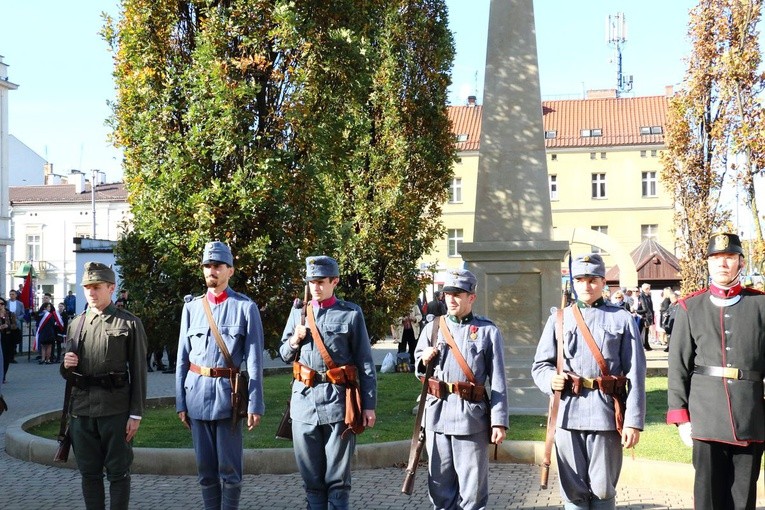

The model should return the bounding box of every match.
[459,0,568,414]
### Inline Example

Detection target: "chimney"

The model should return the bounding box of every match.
[467,95,477,107]
[585,89,618,99]
[70,170,86,194]
[665,85,674,97]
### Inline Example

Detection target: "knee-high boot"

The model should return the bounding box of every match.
[202,482,222,510]
[82,476,106,510]
[109,475,130,510]
[221,482,242,510]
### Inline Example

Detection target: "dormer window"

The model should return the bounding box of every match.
[544,130,557,139]
[581,128,602,138]
[640,125,663,135]
[456,134,469,142]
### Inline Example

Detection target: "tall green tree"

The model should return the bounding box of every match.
[105,0,455,347]
[660,0,764,292]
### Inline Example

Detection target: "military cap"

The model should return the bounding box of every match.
[81,261,116,286]
[202,241,234,266]
[305,255,339,281]
[571,253,606,279]
[707,232,744,257]
[442,269,477,294]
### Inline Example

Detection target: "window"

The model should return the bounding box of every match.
[640,126,651,135]
[75,224,92,239]
[544,130,557,139]
[455,134,468,142]
[582,128,603,137]
[642,224,659,241]
[551,154,558,161]
[640,150,647,158]
[591,226,608,254]
[640,126,664,135]
[651,149,658,157]
[600,152,607,159]
[549,174,558,200]
[590,152,596,160]
[447,229,464,257]
[591,173,606,199]
[448,178,463,203]
[642,171,657,197]
[26,234,41,261]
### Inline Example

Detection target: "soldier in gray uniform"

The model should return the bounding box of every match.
[414,269,508,510]
[532,254,646,510]
[61,262,148,510]
[668,232,765,509]
[279,255,377,510]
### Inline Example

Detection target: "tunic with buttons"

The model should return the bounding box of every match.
[414,314,509,434]
[176,289,265,419]
[667,288,765,444]
[64,305,148,418]
[532,301,646,432]
[279,299,376,423]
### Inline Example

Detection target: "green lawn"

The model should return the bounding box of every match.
[28,374,692,462]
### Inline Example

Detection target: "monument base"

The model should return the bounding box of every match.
[460,240,569,415]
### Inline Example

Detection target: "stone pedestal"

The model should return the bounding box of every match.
[460,0,568,414]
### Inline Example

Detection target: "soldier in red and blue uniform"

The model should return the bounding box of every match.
[668,232,765,510]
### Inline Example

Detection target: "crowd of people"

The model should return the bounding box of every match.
[1,231,761,510]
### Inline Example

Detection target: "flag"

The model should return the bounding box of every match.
[19,272,33,322]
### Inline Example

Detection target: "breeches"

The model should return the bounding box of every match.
[70,412,133,482]
[425,429,489,510]
[555,429,622,505]
[292,420,355,509]
[190,416,244,487]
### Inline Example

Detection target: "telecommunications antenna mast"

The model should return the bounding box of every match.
[606,12,633,96]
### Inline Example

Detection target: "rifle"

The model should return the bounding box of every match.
[401,358,434,495]
[275,285,308,441]
[540,288,566,489]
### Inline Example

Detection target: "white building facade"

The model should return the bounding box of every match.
[8,179,128,309]
[0,56,19,298]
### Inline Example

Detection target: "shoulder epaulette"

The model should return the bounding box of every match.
[473,315,495,325]
[678,287,708,310]
[743,288,765,296]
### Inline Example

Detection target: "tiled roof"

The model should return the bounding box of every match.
[10,183,127,204]
[542,95,668,148]
[605,238,681,283]
[448,104,482,152]
[448,95,668,151]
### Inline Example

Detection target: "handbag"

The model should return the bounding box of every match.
[202,298,249,429]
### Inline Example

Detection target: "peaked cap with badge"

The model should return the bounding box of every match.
[707,232,744,257]
[304,255,339,282]
[81,261,116,286]
[442,268,478,294]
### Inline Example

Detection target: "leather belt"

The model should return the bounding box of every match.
[694,365,763,382]
[190,362,237,378]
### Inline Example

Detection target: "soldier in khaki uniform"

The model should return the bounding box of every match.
[61,262,148,510]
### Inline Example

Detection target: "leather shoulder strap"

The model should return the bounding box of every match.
[438,316,476,384]
[570,304,610,376]
[306,304,337,369]
[202,296,236,369]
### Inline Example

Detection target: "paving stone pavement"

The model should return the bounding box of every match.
[0,343,718,509]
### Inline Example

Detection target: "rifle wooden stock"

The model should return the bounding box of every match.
[540,297,566,489]
[401,359,435,495]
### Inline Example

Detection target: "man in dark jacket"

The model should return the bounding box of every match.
[635,283,654,350]
[667,232,765,510]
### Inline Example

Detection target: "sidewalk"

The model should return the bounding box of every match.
[0,341,706,509]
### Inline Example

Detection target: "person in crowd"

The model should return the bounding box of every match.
[61,262,147,510]
[0,298,17,382]
[425,290,447,319]
[668,232,765,509]
[635,283,654,350]
[415,269,508,510]
[393,302,422,366]
[279,255,377,510]
[36,302,63,364]
[610,290,631,312]
[176,241,264,510]
[533,254,646,510]
[56,302,69,363]
[7,289,24,363]
[64,290,77,316]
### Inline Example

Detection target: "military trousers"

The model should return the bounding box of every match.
[70,412,134,482]
[292,420,355,510]
[425,429,489,510]
[692,439,763,510]
[190,416,244,487]
[555,429,622,507]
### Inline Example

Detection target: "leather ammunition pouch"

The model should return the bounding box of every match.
[293,362,357,388]
[566,372,627,397]
[71,371,128,391]
[426,377,485,402]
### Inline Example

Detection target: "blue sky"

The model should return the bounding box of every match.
[0,1,696,182]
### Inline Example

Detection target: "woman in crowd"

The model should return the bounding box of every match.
[0,298,16,382]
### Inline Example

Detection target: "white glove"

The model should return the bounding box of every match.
[678,422,693,447]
